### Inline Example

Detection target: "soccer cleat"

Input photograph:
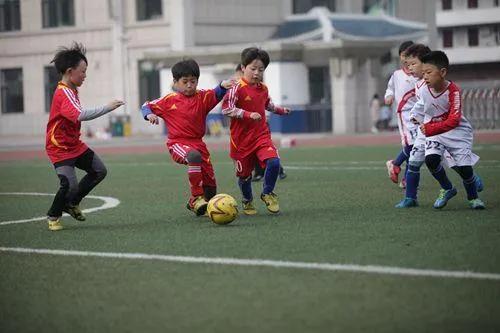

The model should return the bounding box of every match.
[433,187,457,209]
[386,160,401,184]
[279,172,287,180]
[395,197,418,208]
[242,200,257,215]
[63,205,86,221]
[260,192,280,214]
[187,196,208,216]
[475,175,484,192]
[469,198,485,210]
[399,177,406,189]
[47,218,63,231]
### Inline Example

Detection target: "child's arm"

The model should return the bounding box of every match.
[384,74,395,105]
[221,86,261,121]
[140,97,168,125]
[422,88,462,136]
[203,79,236,113]
[266,100,291,116]
[78,100,124,121]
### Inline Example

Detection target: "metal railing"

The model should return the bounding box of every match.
[461,85,500,130]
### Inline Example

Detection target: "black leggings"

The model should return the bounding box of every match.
[47,149,107,218]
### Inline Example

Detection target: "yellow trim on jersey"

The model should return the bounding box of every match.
[230,135,237,149]
[163,92,178,101]
[49,120,68,149]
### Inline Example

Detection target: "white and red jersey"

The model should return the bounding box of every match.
[45,81,88,164]
[385,68,419,146]
[418,81,473,148]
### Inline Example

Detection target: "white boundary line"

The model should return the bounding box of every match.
[0,246,499,281]
[0,192,120,226]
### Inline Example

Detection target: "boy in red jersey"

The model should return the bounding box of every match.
[45,43,124,231]
[222,48,290,215]
[141,59,234,216]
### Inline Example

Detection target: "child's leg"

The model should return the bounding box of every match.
[262,157,280,195]
[185,150,204,198]
[393,144,412,167]
[396,142,424,208]
[425,154,453,190]
[235,155,255,203]
[72,149,107,206]
[201,157,217,202]
[453,165,478,200]
[47,165,79,218]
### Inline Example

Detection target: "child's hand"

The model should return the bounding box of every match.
[385,96,394,105]
[283,107,291,115]
[147,114,159,125]
[410,117,420,125]
[250,112,262,121]
[107,100,125,111]
[419,124,426,135]
[221,79,236,89]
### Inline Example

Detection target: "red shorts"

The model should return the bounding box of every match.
[167,141,216,188]
[233,144,279,178]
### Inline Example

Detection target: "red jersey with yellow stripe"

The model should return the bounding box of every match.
[145,89,220,145]
[222,78,272,159]
[45,82,88,163]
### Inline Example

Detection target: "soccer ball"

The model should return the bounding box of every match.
[207,193,239,225]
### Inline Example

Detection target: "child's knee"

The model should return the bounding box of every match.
[408,159,423,172]
[266,157,280,170]
[455,165,473,180]
[186,150,202,164]
[425,154,441,172]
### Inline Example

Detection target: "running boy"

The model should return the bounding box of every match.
[384,41,417,188]
[45,43,124,231]
[141,59,234,216]
[222,48,290,215]
[418,51,484,209]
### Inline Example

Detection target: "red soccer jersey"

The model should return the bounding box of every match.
[222,78,272,158]
[146,89,221,144]
[45,82,88,164]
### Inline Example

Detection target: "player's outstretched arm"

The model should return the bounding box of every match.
[267,101,291,116]
[140,103,159,125]
[78,99,124,121]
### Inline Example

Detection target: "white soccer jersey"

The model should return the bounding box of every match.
[385,68,419,146]
[417,81,473,149]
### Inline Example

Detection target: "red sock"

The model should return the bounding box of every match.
[188,163,203,197]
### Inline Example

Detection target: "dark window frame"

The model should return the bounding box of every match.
[136,0,163,21]
[293,0,336,14]
[1,68,24,114]
[308,66,331,105]
[42,0,75,28]
[467,27,479,46]
[442,0,452,10]
[138,61,160,107]
[442,29,453,48]
[467,0,478,8]
[44,66,60,113]
[0,0,21,32]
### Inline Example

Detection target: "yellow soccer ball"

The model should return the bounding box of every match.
[207,193,239,225]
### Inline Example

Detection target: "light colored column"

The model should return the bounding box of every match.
[170,0,194,51]
[110,0,127,114]
[330,57,357,134]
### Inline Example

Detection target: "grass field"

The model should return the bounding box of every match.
[1,144,499,333]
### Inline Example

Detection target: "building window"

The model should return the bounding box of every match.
[308,67,331,104]
[467,0,478,8]
[136,0,162,21]
[139,61,160,106]
[495,0,499,7]
[42,0,74,28]
[0,0,21,32]
[44,66,60,113]
[293,0,336,14]
[468,27,479,46]
[442,0,452,10]
[495,25,500,45]
[1,68,24,114]
[363,0,396,16]
[442,29,453,48]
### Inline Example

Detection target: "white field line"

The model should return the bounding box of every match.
[0,192,120,226]
[1,246,500,281]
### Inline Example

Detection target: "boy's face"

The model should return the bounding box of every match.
[399,53,408,68]
[67,60,87,87]
[406,56,423,78]
[242,59,265,85]
[422,63,447,89]
[174,75,198,96]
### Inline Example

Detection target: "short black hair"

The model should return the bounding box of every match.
[420,50,449,70]
[405,44,431,59]
[51,42,87,75]
[241,47,270,68]
[235,63,243,72]
[398,41,414,55]
[171,58,200,81]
